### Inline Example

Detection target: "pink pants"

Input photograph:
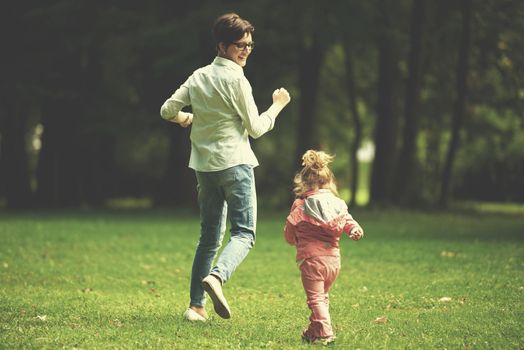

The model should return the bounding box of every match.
[299,255,341,338]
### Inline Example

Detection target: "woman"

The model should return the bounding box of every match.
[160,12,291,321]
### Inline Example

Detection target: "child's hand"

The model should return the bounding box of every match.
[349,227,364,241]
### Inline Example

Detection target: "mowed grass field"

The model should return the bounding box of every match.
[0,208,523,349]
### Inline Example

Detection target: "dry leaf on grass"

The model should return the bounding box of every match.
[36,315,47,321]
[373,316,388,324]
[440,251,457,257]
[439,297,452,303]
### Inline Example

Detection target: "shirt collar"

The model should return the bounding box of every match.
[303,188,331,198]
[213,56,244,74]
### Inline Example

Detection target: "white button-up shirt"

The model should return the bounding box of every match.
[160,56,277,172]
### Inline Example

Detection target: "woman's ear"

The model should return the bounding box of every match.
[218,42,226,55]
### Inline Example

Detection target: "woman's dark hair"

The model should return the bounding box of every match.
[212,13,254,47]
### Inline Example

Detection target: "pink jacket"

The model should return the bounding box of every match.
[284,189,362,261]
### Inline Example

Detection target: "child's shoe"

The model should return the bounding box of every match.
[302,333,336,346]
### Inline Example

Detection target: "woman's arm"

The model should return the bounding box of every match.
[160,79,193,127]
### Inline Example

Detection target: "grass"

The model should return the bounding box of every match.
[0,208,523,349]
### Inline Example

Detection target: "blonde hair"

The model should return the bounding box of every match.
[293,150,338,197]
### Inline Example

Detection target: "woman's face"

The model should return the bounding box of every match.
[219,32,254,67]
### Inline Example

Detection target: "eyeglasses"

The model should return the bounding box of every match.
[231,41,255,51]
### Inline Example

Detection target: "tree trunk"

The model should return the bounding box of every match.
[82,135,116,207]
[343,44,363,207]
[0,99,32,209]
[294,35,324,168]
[35,110,59,207]
[370,18,401,205]
[36,98,82,208]
[0,2,33,209]
[155,126,196,208]
[393,0,426,205]
[439,0,472,208]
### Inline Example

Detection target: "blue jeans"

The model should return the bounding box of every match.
[190,164,257,307]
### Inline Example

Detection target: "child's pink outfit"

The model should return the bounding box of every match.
[284,189,362,340]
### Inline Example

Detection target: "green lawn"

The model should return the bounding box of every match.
[0,209,523,349]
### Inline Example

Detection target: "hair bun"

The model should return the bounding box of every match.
[302,150,334,170]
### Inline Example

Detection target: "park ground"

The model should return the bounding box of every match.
[1,205,523,349]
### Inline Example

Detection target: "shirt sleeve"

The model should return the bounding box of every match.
[160,77,191,121]
[284,220,297,245]
[232,77,276,139]
[343,213,362,236]
[284,199,302,245]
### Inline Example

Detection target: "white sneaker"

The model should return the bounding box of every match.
[202,275,231,319]
[182,308,207,322]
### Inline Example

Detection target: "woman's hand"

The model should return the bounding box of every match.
[272,88,291,108]
[173,112,193,128]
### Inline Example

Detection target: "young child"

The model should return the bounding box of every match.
[284,150,364,345]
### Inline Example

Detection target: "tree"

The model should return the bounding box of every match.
[32,1,98,207]
[448,0,524,203]
[343,45,363,207]
[370,1,403,205]
[335,0,374,207]
[439,0,472,207]
[137,2,209,208]
[393,0,426,205]
[295,35,325,165]
[36,97,85,207]
[0,3,34,209]
[0,97,32,209]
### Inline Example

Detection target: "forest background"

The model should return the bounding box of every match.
[1,0,523,211]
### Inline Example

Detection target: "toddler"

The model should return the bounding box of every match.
[284,150,364,345]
